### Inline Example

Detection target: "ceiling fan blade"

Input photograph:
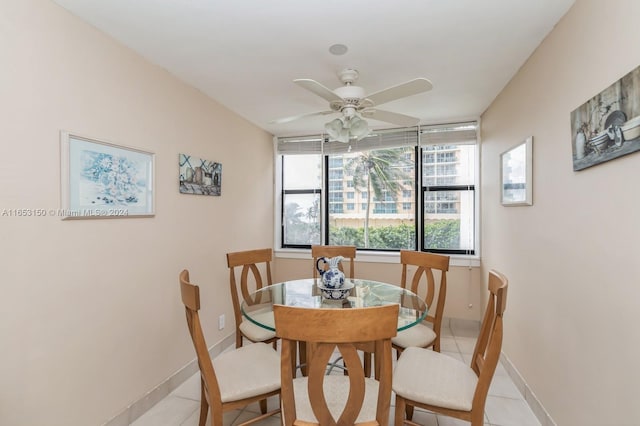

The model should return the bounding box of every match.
[294,79,344,103]
[365,78,432,106]
[362,109,420,127]
[269,110,335,124]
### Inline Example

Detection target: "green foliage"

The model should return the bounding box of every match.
[330,223,415,250]
[328,220,460,250]
[424,219,461,249]
[367,224,415,250]
[329,227,364,246]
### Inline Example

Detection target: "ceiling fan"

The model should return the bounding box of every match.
[272,68,432,142]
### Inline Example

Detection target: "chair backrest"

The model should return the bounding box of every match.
[311,245,356,279]
[274,304,398,426]
[470,269,508,410]
[179,270,222,410]
[226,248,273,330]
[399,250,450,348]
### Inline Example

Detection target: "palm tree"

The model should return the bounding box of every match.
[345,148,412,248]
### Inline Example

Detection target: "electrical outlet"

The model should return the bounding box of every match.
[218,314,225,330]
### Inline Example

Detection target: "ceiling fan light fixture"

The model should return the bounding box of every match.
[325,118,344,140]
[325,115,370,142]
[350,116,370,139]
[337,128,350,143]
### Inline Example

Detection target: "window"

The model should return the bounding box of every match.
[420,123,477,254]
[277,122,478,256]
[323,128,417,250]
[329,181,343,191]
[277,137,323,248]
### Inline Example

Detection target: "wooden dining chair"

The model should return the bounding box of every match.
[392,269,508,426]
[311,245,356,279]
[274,304,399,426]
[179,270,281,426]
[226,248,278,349]
[392,250,450,356]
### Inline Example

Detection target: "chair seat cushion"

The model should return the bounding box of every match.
[213,343,280,403]
[392,323,436,349]
[291,375,380,423]
[392,346,477,412]
[239,317,277,342]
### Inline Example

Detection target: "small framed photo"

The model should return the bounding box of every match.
[60,131,155,219]
[500,136,533,206]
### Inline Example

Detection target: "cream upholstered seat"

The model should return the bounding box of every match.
[392,269,508,426]
[226,248,278,349]
[392,250,450,355]
[291,376,382,423]
[274,304,398,426]
[393,348,478,411]
[211,344,282,404]
[179,270,280,425]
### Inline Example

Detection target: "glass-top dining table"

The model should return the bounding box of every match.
[240,278,428,332]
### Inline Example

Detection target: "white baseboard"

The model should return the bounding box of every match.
[500,352,556,426]
[102,333,236,426]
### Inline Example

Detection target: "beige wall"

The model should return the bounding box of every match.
[481,0,640,424]
[0,0,274,424]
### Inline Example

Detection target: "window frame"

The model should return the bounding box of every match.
[275,122,480,260]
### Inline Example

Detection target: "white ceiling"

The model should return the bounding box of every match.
[52,0,574,138]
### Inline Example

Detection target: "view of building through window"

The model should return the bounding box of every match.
[422,144,475,252]
[328,146,415,250]
[278,123,477,254]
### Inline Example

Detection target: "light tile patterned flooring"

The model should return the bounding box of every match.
[131,323,540,426]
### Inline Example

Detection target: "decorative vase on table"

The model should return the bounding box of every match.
[316,256,345,289]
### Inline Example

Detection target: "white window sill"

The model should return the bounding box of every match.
[275,248,480,267]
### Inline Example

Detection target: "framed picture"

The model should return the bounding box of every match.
[179,153,222,196]
[500,136,533,206]
[60,131,155,219]
[570,64,640,171]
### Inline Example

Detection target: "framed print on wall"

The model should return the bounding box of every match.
[60,131,155,219]
[570,64,640,171]
[179,153,222,196]
[500,136,533,206]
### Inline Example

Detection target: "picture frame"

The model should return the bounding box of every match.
[500,136,533,206]
[179,153,222,196]
[60,131,155,219]
[570,64,640,171]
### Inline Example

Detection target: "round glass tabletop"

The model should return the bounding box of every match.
[240,278,427,332]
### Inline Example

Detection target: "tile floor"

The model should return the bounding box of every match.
[131,323,540,426]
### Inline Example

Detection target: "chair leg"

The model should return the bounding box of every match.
[394,395,406,426]
[236,332,243,349]
[363,352,372,378]
[199,380,208,426]
[299,341,307,376]
[259,398,267,414]
[405,403,414,421]
[291,341,298,377]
